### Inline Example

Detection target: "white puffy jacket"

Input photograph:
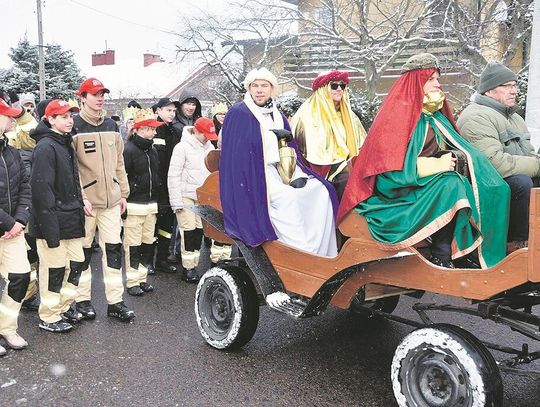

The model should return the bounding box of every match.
[168,127,214,210]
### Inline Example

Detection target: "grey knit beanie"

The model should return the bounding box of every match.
[478,62,517,94]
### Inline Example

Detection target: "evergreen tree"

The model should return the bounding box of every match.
[0,36,83,101]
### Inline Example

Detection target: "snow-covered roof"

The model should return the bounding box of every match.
[80,60,189,100]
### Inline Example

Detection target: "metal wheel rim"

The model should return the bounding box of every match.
[199,278,236,341]
[402,348,471,407]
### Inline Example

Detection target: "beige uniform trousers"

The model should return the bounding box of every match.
[0,234,31,336]
[123,212,156,288]
[176,197,232,270]
[37,238,84,323]
[77,206,124,305]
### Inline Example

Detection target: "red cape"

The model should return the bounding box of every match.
[337,68,457,222]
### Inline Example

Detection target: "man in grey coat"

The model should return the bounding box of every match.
[457,61,539,253]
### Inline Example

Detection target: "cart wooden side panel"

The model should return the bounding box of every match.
[196,172,234,245]
[330,249,529,308]
[197,159,539,306]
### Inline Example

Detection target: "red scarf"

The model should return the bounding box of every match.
[337,68,457,222]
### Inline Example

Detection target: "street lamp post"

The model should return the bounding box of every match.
[36,0,46,100]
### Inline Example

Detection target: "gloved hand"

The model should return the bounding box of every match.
[417,153,456,178]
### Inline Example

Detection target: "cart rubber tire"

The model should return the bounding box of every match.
[195,266,259,350]
[391,323,503,407]
[349,294,399,317]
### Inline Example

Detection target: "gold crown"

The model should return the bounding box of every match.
[210,102,228,117]
[132,108,157,124]
[68,98,80,109]
[122,106,140,121]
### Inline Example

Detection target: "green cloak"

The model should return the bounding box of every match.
[356,111,510,268]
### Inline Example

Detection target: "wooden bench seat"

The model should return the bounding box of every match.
[338,210,429,249]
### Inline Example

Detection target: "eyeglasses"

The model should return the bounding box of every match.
[330,83,347,90]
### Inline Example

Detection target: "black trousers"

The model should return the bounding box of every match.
[430,217,457,261]
[156,205,175,262]
[504,175,539,242]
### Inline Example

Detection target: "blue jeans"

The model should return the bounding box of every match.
[504,174,538,242]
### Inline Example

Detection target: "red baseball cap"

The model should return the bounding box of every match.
[0,98,23,118]
[45,99,80,117]
[75,77,110,96]
[133,118,165,129]
[194,117,218,141]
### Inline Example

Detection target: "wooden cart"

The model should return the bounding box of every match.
[191,151,540,407]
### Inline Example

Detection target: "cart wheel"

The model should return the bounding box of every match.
[349,292,399,317]
[195,266,259,350]
[391,324,503,407]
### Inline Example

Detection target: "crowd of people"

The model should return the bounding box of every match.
[0,52,536,357]
[0,77,230,355]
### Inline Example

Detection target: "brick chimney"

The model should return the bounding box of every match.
[144,53,164,67]
[92,50,115,66]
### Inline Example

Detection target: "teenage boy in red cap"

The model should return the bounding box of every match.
[0,98,32,354]
[122,108,163,296]
[30,100,86,332]
[168,117,230,283]
[72,78,135,322]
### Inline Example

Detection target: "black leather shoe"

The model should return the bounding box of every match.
[429,256,455,269]
[107,302,135,322]
[75,301,96,320]
[127,286,144,296]
[39,320,73,333]
[61,306,83,323]
[139,282,154,292]
[454,256,481,269]
[184,269,200,284]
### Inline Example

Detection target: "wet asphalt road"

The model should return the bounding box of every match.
[1,254,540,407]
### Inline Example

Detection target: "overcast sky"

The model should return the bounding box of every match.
[1,0,221,75]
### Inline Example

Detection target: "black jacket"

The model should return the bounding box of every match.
[173,91,202,141]
[29,121,85,247]
[123,134,160,204]
[0,137,31,234]
[154,122,181,204]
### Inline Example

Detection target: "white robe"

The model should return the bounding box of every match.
[263,130,337,257]
[243,94,337,257]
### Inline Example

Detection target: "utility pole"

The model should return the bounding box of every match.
[36,0,46,100]
[526,2,540,149]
